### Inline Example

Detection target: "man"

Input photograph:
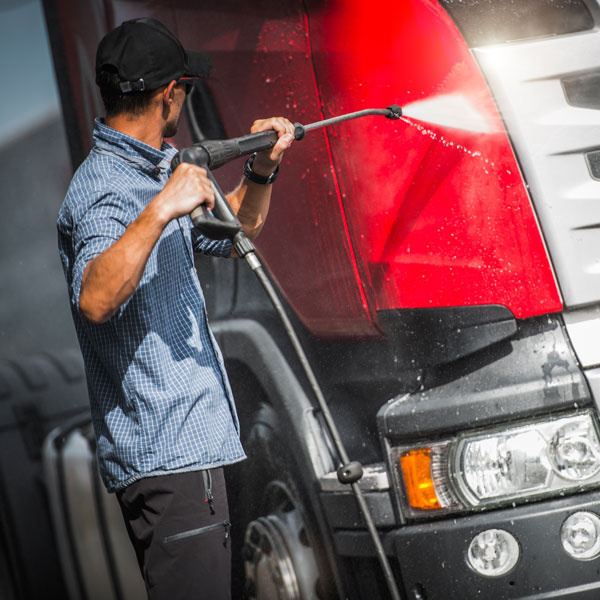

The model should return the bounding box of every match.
[57,17,294,599]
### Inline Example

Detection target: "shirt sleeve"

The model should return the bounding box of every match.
[70,192,131,312]
[191,228,233,258]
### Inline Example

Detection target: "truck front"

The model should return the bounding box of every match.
[42,0,600,598]
[304,1,600,598]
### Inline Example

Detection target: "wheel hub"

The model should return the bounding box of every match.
[243,482,320,599]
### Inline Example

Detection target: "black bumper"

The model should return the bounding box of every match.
[332,490,600,600]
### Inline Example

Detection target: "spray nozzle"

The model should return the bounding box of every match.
[385,104,403,120]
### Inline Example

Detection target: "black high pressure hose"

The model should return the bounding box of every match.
[172,106,403,600]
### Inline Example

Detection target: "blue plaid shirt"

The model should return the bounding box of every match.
[57,119,246,492]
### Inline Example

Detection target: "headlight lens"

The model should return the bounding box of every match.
[549,419,600,481]
[390,411,600,517]
[460,429,550,502]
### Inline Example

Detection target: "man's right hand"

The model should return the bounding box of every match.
[155,162,216,224]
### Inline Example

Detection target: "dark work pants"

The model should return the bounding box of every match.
[116,468,231,600]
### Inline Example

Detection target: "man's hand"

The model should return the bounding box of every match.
[155,162,216,224]
[250,117,295,177]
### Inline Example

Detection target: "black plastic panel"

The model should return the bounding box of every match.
[185,81,228,142]
[585,150,600,181]
[378,305,516,367]
[320,491,396,529]
[563,71,600,110]
[440,0,594,47]
[378,315,590,440]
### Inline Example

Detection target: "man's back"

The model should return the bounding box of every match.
[57,118,244,493]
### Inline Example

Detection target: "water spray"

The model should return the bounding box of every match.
[402,93,500,134]
[172,106,403,600]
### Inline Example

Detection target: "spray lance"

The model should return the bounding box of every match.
[172,105,402,243]
[171,105,403,600]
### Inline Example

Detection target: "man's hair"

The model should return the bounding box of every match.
[97,68,156,117]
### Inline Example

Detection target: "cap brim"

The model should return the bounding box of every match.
[185,50,212,78]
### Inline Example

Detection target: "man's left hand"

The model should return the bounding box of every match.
[250,117,295,176]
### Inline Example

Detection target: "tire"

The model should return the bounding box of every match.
[0,350,90,600]
[228,403,337,600]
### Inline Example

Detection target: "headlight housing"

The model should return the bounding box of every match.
[388,411,600,518]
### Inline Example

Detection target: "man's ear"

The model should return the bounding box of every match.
[162,80,178,106]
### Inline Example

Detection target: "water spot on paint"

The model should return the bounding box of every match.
[399,117,499,175]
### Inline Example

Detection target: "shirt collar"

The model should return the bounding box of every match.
[93,117,177,173]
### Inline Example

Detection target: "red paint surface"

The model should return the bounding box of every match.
[173,0,380,337]
[54,0,563,340]
[304,0,562,324]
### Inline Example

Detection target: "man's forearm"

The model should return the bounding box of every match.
[227,177,273,240]
[79,200,169,323]
[225,118,294,241]
[79,162,216,323]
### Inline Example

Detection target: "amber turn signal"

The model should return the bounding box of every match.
[399,448,442,510]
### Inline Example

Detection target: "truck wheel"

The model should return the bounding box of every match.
[232,406,335,600]
[243,480,321,599]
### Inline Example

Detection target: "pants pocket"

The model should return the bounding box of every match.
[163,520,231,546]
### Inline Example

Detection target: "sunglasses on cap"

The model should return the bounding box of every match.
[177,76,203,95]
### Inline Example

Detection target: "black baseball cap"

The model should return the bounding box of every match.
[96,17,212,93]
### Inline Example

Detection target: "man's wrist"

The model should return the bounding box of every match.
[148,193,173,228]
[250,153,277,176]
[244,153,279,185]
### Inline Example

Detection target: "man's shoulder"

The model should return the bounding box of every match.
[59,150,132,224]
[73,147,131,186]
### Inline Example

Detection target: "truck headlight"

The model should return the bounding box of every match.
[389,411,600,518]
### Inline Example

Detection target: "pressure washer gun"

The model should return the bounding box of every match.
[171,104,403,600]
[171,105,402,255]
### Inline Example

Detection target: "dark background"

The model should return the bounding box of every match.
[0,0,78,359]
